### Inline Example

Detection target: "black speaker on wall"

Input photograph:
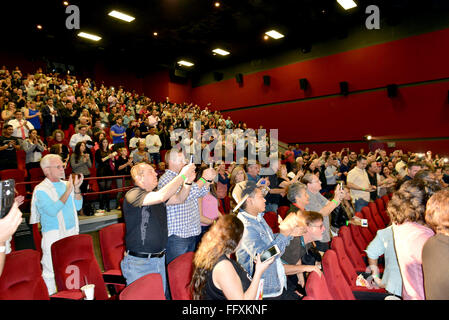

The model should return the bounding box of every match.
[299,78,308,90]
[387,84,398,98]
[340,81,349,96]
[263,75,270,86]
[213,72,223,81]
[235,73,243,84]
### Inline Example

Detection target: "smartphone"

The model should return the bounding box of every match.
[339,182,343,189]
[0,179,15,219]
[189,155,194,164]
[209,162,213,169]
[260,180,266,185]
[361,219,368,227]
[260,245,280,262]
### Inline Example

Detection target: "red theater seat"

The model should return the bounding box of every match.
[304,271,334,300]
[119,273,166,300]
[167,251,194,300]
[263,211,279,234]
[322,250,355,300]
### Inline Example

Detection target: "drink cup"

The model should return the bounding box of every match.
[81,284,95,300]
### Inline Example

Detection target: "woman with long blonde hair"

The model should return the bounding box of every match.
[191,214,274,300]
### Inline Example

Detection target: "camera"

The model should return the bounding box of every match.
[0,179,15,219]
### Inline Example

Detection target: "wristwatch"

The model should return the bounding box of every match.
[0,246,6,253]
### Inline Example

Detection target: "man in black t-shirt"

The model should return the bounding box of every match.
[120,162,196,296]
[0,124,21,170]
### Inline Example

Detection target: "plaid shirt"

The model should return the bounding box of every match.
[158,170,209,238]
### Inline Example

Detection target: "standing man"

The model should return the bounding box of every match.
[347,155,376,212]
[121,161,196,295]
[9,110,34,139]
[41,98,60,138]
[30,154,84,295]
[158,148,216,264]
[110,116,126,151]
[301,173,345,253]
[0,124,21,170]
[145,127,162,165]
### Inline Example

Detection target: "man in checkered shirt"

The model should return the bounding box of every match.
[158,148,217,264]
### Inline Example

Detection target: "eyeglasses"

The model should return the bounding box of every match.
[309,224,325,229]
[47,165,65,170]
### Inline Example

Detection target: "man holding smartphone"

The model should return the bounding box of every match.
[0,124,21,170]
[233,180,306,300]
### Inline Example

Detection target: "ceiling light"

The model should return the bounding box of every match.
[337,0,357,10]
[108,10,135,22]
[214,2,220,7]
[63,1,69,6]
[212,48,230,56]
[265,30,284,39]
[153,32,158,36]
[364,135,372,141]
[263,35,269,40]
[77,32,102,41]
[178,60,194,67]
[36,24,43,30]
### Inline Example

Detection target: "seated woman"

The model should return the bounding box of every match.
[330,185,363,236]
[191,215,274,300]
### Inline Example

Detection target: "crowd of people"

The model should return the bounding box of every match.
[0,65,449,300]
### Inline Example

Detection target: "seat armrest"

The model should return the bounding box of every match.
[50,290,85,300]
[103,269,126,285]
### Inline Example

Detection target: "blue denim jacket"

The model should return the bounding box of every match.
[236,210,292,298]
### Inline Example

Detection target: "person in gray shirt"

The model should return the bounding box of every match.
[301,173,344,252]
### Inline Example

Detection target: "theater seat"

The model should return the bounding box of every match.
[349,223,369,255]
[51,234,110,300]
[167,251,194,300]
[31,224,42,258]
[375,198,390,225]
[304,271,334,300]
[277,206,289,220]
[263,211,279,234]
[361,207,379,235]
[98,223,126,293]
[338,226,367,270]
[119,273,166,300]
[368,202,386,230]
[322,250,356,300]
[355,212,375,243]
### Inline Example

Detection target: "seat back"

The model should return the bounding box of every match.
[304,271,334,300]
[167,251,194,300]
[263,211,279,234]
[349,223,368,254]
[0,249,49,300]
[361,206,379,235]
[330,237,358,286]
[29,167,45,189]
[322,250,355,300]
[381,195,390,208]
[375,198,390,225]
[98,223,125,271]
[368,202,386,230]
[119,273,166,300]
[355,212,375,243]
[51,234,108,300]
[339,226,367,271]
[31,224,43,258]
[277,206,290,220]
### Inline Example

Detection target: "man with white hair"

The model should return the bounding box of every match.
[30,154,84,295]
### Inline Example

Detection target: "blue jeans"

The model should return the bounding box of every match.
[355,198,369,213]
[120,253,167,295]
[265,203,279,214]
[166,235,197,264]
[150,153,161,165]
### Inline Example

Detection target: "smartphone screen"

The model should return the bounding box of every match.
[260,245,280,262]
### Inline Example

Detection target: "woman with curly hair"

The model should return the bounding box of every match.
[191,214,274,300]
[387,178,441,300]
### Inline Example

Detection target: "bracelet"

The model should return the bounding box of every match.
[362,188,365,191]
[346,220,349,226]
[372,274,380,278]
[199,177,207,184]
[184,182,192,185]
[331,199,339,205]
[180,174,187,181]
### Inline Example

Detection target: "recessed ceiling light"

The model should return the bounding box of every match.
[36,24,43,30]
[178,60,194,67]
[77,32,102,41]
[263,35,269,40]
[63,1,69,6]
[108,10,135,22]
[153,32,158,36]
[265,30,284,39]
[214,2,221,7]
[337,0,357,10]
[212,48,230,56]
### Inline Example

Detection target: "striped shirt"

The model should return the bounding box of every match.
[158,169,209,238]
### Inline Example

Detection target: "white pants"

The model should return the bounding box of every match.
[41,227,77,295]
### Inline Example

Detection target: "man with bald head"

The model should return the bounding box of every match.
[121,160,196,295]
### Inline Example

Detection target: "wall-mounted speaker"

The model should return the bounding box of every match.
[339,81,349,96]
[263,75,270,86]
[299,78,308,90]
[387,84,398,98]
[213,72,223,81]
[235,73,243,84]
